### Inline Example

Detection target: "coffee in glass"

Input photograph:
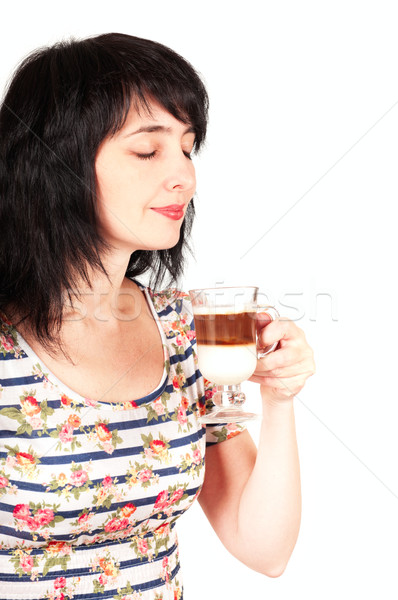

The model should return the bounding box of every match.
[189,286,279,423]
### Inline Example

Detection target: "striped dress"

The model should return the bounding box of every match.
[0,285,244,600]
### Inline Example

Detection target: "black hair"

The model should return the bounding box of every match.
[0,33,208,349]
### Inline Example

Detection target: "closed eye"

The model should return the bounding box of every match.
[136,150,192,160]
[136,151,156,160]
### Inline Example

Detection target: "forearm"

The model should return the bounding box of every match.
[236,393,301,576]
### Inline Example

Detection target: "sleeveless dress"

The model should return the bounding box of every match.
[0,285,245,600]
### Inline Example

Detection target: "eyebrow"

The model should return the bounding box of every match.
[123,124,195,138]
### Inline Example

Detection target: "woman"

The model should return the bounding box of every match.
[0,33,315,599]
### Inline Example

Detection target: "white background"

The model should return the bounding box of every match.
[1,1,398,598]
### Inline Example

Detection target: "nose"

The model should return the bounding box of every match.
[164,154,196,193]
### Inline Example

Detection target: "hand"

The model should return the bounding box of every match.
[249,313,315,403]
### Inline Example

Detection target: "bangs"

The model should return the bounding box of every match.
[85,33,209,152]
[108,83,206,152]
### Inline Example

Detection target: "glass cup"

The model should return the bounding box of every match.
[189,286,279,423]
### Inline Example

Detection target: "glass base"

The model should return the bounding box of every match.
[199,407,259,424]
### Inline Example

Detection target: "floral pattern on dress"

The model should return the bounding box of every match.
[0,284,245,599]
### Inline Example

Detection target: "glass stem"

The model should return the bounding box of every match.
[215,384,246,408]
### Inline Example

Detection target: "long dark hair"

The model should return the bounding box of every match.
[0,33,208,349]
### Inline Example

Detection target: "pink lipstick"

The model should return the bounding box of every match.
[151,205,185,220]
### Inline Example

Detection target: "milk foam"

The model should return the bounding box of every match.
[197,344,257,385]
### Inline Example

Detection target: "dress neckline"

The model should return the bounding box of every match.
[1,284,170,410]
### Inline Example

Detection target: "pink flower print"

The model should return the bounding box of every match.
[78,513,91,527]
[0,475,9,488]
[13,504,31,521]
[84,397,98,407]
[1,333,14,352]
[227,423,239,432]
[169,488,184,505]
[29,416,42,430]
[144,448,154,460]
[153,398,165,416]
[102,441,114,455]
[98,573,107,585]
[164,505,174,517]
[6,456,16,469]
[104,517,130,533]
[118,517,130,529]
[70,469,88,487]
[19,554,34,573]
[102,475,113,488]
[26,516,41,531]
[54,577,66,590]
[102,475,113,487]
[162,322,172,335]
[192,448,202,465]
[162,556,170,583]
[138,469,152,483]
[59,423,74,443]
[177,405,187,425]
[205,388,215,400]
[186,329,196,341]
[137,538,149,554]
[35,508,54,526]
[154,490,169,511]
[175,335,183,346]
[104,519,119,533]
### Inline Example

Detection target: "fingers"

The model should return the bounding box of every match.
[258,317,303,349]
[250,362,315,384]
[256,361,315,380]
[255,311,272,334]
[251,317,316,401]
[257,346,301,372]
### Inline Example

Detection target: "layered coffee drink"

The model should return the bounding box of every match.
[190,286,278,422]
[194,308,258,385]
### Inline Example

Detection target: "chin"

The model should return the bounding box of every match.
[149,232,182,251]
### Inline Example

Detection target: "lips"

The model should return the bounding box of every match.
[151,204,185,220]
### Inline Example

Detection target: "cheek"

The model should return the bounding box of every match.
[190,163,197,188]
[96,171,136,212]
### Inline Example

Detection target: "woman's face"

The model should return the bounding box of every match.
[95,99,196,254]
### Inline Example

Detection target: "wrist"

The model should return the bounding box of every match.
[260,387,295,411]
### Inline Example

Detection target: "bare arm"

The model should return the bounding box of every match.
[199,316,314,577]
[199,394,300,577]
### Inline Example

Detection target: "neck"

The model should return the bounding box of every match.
[64,250,143,325]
